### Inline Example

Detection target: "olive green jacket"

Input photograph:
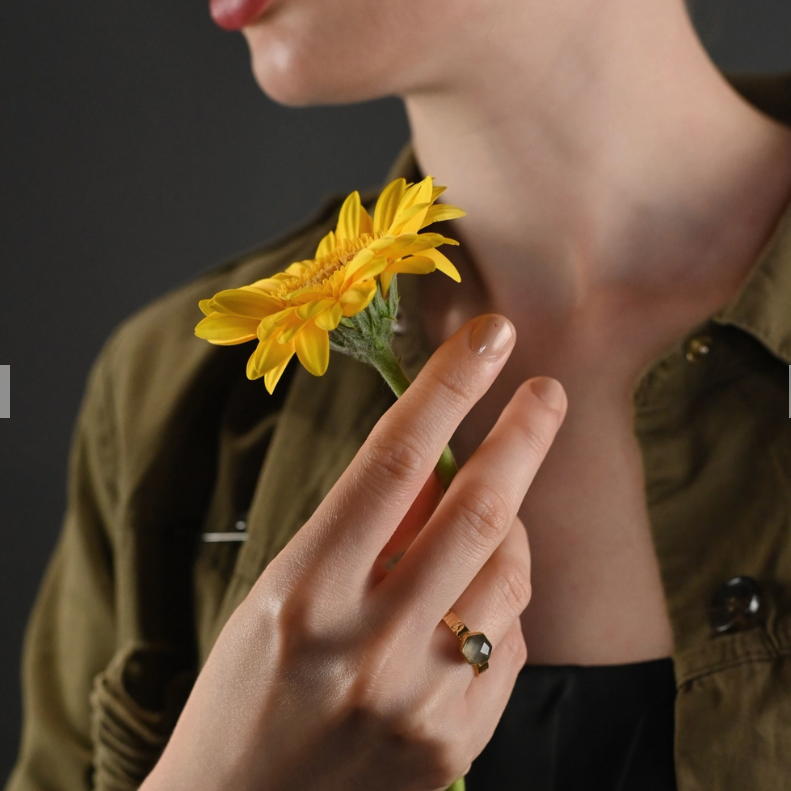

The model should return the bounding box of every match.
[7,73,791,791]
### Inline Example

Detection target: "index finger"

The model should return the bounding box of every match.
[292,314,516,589]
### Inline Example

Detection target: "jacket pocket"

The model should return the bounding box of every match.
[89,642,195,791]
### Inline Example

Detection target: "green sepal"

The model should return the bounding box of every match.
[329,275,401,367]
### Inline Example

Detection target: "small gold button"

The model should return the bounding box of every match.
[685,334,712,363]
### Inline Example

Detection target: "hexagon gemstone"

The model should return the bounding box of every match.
[461,632,492,665]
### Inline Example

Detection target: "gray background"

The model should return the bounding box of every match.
[1,0,790,782]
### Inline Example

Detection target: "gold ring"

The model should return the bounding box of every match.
[442,610,492,676]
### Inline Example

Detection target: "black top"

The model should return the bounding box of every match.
[466,657,677,791]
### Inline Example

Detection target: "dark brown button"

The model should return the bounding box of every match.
[685,334,712,362]
[709,576,762,634]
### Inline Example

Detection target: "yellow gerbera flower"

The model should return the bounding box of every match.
[195,175,465,393]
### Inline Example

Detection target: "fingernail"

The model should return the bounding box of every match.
[469,315,514,360]
[528,377,566,411]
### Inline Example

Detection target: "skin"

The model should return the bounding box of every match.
[145,320,565,790]
[246,0,791,664]
[143,0,791,787]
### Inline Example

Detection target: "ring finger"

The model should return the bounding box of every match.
[438,515,531,673]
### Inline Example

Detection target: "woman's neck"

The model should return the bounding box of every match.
[402,0,791,339]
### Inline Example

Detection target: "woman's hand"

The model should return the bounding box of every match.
[143,314,567,791]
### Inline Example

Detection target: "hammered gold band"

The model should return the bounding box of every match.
[442,610,492,676]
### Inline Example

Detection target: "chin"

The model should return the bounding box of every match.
[241,7,431,107]
[246,41,385,107]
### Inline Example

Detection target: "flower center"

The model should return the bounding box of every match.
[277,233,377,294]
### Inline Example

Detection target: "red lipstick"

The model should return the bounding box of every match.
[210,0,272,31]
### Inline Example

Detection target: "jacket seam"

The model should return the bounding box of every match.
[678,643,791,686]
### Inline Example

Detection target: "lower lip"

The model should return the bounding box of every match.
[210,0,273,31]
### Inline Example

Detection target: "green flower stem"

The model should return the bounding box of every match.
[434,445,459,493]
[330,279,465,791]
[371,342,466,791]
[369,343,459,492]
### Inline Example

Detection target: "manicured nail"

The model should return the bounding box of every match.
[528,377,566,411]
[469,315,514,359]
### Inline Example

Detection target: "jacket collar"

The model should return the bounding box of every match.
[383,72,791,364]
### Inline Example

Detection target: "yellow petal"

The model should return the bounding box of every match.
[195,314,260,345]
[211,288,282,318]
[272,309,297,326]
[377,235,440,260]
[257,317,277,342]
[383,255,436,276]
[295,322,330,376]
[296,299,335,321]
[257,309,294,341]
[347,256,387,283]
[264,359,289,393]
[367,233,421,260]
[420,204,467,228]
[246,340,267,380]
[431,185,447,201]
[380,272,394,296]
[421,247,462,282]
[359,205,374,235]
[396,181,421,213]
[343,247,377,280]
[336,190,361,241]
[397,202,434,235]
[264,352,294,394]
[314,302,343,331]
[288,287,336,306]
[198,299,213,316]
[315,229,337,259]
[248,277,282,294]
[340,281,377,317]
[424,233,460,246]
[278,320,304,344]
[284,261,309,277]
[396,176,433,216]
[367,235,397,253]
[247,335,295,380]
[340,280,376,304]
[373,178,406,235]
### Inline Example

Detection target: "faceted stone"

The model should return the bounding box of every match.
[461,632,492,665]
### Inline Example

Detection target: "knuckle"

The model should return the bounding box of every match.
[496,564,533,614]
[426,767,463,791]
[272,592,322,651]
[512,635,529,667]
[344,675,391,725]
[363,425,428,488]
[338,668,471,791]
[500,625,528,665]
[454,485,511,552]
[260,572,348,654]
[515,419,554,458]
[426,364,475,409]
[346,701,463,788]
[421,744,468,791]
[512,388,558,456]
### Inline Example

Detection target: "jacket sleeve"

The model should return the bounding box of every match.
[5,346,119,791]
